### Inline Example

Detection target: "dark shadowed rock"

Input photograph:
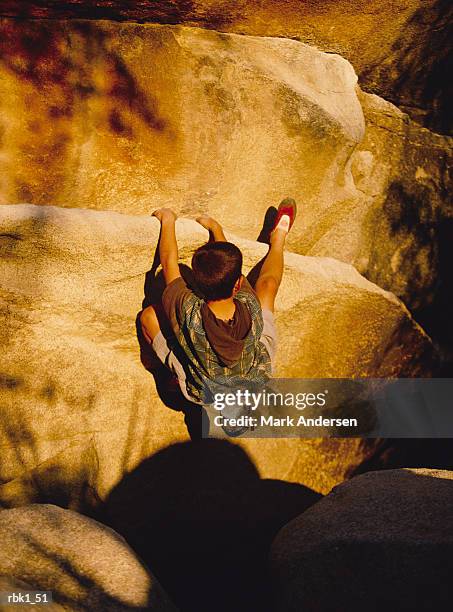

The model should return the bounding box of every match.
[270,468,453,612]
[0,504,177,611]
[103,438,321,612]
[309,91,452,315]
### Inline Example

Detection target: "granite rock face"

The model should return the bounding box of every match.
[0,19,451,329]
[0,503,177,611]
[0,204,433,502]
[269,468,453,612]
[0,18,364,240]
[307,91,452,318]
[1,2,450,134]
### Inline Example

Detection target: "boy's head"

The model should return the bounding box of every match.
[192,241,243,301]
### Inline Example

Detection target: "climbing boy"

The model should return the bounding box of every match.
[140,199,297,405]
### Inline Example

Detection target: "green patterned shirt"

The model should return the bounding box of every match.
[162,277,272,403]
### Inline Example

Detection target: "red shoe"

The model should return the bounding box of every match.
[271,198,297,234]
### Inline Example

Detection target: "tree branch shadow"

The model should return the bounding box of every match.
[359,0,453,134]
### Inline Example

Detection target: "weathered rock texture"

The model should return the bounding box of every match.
[0,503,176,611]
[310,91,452,315]
[0,19,451,327]
[270,468,453,612]
[0,18,364,235]
[0,204,433,502]
[1,2,451,134]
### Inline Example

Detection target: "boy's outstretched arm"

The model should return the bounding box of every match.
[153,208,181,285]
[196,215,227,242]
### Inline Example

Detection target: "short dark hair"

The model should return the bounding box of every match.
[192,241,243,301]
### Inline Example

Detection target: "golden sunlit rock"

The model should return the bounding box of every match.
[0,205,434,500]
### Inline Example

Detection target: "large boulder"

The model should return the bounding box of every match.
[1,2,450,133]
[0,18,364,249]
[0,19,451,327]
[0,204,433,501]
[269,468,453,612]
[0,504,176,611]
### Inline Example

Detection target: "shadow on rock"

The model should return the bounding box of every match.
[0,406,101,515]
[360,0,453,134]
[416,217,453,374]
[0,504,175,611]
[0,20,167,132]
[349,437,453,479]
[102,438,322,612]
[368,180,453,373]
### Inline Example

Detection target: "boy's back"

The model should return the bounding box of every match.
[161,274,272,402]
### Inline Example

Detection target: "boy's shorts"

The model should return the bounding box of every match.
[152,308,277,403]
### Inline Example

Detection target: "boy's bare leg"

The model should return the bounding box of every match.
[254,227,287,313]
[195,210,289,312]
[140,305,161,344]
